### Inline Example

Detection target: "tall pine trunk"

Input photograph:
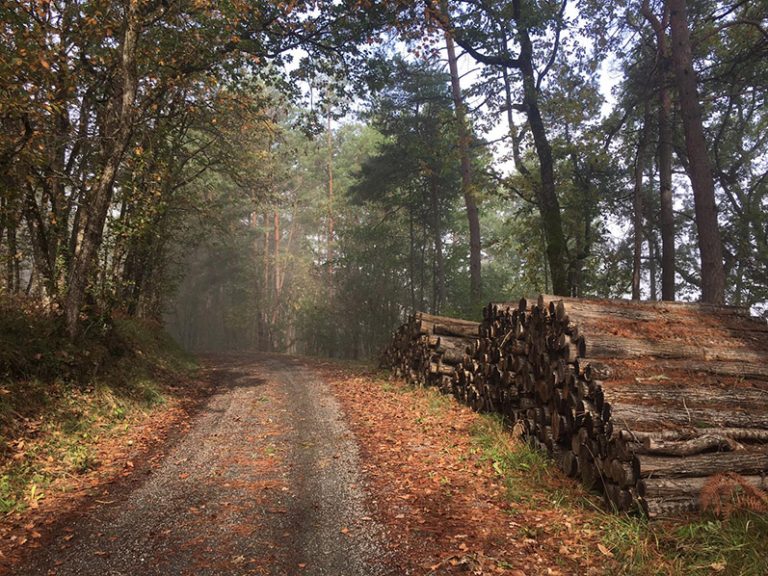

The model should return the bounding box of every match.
[445,33,482,308]
[667,0,726,304]
[632,104,652,300]
[642,0,677,301]
[514,0,568,296]
[430,176,445,315]
[658,67,676,302]
[326,106,334,294]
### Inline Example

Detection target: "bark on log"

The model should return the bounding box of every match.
[583,334,767,363]
[606,402,768,431]
[619,428,768,443]
[638,475,768,499]
[414,313,480,338]
[642,435,743,456]
[633,449,768,479]
[641,496,700,519]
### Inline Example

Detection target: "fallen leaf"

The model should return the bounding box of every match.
[710,562,726,572]
[597,543,614,558]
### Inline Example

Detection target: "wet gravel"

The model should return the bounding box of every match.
[16,354,390,576]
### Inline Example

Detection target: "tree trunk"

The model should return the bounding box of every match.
[658,63,676,301]
[648,237,658,300]
[667,0,726,304]
[262,211,272,351]
[5,211,19,293]
[445,32,482,307]
[64,0,142,338]
[409,211,416,312]
[502,65,532,180]
[642,0,677,302]
[514,2,568,296]
[632,105,652,300]
[327,106,334,293]
[430,175,445,315]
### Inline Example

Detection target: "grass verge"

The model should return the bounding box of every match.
[468,412,768,575]
[0,302,197,516]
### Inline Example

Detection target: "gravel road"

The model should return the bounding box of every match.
[17,354,390,576]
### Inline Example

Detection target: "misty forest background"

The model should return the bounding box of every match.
[1,0,766,359]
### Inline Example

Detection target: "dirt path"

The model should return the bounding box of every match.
[14,354,389,576]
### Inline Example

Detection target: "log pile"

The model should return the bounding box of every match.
[382,296,768,518]
[380,312,479,390]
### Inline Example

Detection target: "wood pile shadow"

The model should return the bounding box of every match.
[381,296,768,518]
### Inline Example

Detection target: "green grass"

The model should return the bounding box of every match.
[424,388,452,414]
[469,414,553,503]
[663,512,768,575]
[592,510,768,576]
[0,303,197,515]
[0,376,167,513]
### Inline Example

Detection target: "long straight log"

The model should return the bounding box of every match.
[414,312,480,338]
[489,296,756,323]
[638,475,768,499]
[633,449,768,479]
[619,428,768,443]
[606,402,768,431]
[583,334,767,363]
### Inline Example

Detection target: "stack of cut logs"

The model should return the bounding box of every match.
[382,296,768,518]
[380,312,479,391]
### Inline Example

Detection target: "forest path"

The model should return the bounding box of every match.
[16,354,390,576]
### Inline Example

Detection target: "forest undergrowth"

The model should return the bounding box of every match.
[0,296,198,515]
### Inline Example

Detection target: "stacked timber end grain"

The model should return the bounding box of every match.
[382,297,768,518]
[380,312,480,391]
[543,296,768,518]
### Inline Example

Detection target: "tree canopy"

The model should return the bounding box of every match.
[1,0,766,355]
